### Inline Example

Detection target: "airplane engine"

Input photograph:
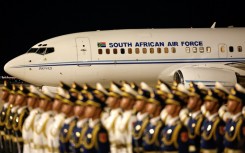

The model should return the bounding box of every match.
[173,67,237,88]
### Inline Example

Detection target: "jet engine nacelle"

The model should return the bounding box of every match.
[173,67,237,88]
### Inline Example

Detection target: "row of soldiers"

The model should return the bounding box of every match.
[0,80,245,153]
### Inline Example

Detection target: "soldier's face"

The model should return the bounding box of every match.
[8,94,16,104]
[145,103,157,115]
[227,99,241,114]
[15,94,25,105]
[85,105,97,118]
[39,99,49,110]
[52,99,63,112]
[71,92,78,98]
[106,97,117,108]
[187,96,199,111]
[74,105,85,117]
[205,100,217,111]
[61,104,73,115]
[120,97,133,110]
[134,100,146,112]
[27,97,36,107]
[1,90,9,101]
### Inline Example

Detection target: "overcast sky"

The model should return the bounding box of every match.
[1,0,244,76]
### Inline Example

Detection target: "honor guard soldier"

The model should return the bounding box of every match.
[5,84,18,153]
[33,86,54,153]
[197,82,209,117]
[0,80,13,152]
[59,92,78,153]
[94,82,109,102]
[45,86,67,153]
[70,82,84,98]
[156,80,172,124]
[213,82,231,122]
[223,83,245,152]
[70,94,88,153]
[115,83,137,153]
[200,89,225,153]
[81,92,110,153]
[101,82,122,153]
[187,82,206,153]
[22,85,41,153]
[160,92,189,153]
[12,85,30,153]
[132,83,151,153]
[142,90,164,152]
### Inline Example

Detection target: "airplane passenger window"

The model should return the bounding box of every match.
[193,47,197,53]
[45,48,55,54]
[106,49,110,54]
[199,47,204,53]
[128,48,132,54]
[121,48,125,54]
[135,48,140,54]
[150,48,154,54]
[171,47,176,53]
[36,48,46,55]
[229,46,234,52]
[113,48,117,54]
[164,47,169,53]
[143,48,147,54]
[219,45,226,53]
[206,47,211,53]
[238,46,242,52]
[185,47,190,53]
[98,49,103,54]
[157,48,161,53]
[27,48,38,53]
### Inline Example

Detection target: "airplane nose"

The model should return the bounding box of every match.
[4,57,25,79]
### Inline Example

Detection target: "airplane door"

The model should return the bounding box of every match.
[76,38,91,66]
[218,43,227,58]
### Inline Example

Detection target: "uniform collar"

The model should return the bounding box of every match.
[191,110,201,118]
[3,103,9,108]
[64,116,76,124]
[137,112,148,121]
[11,106,19,112]
[17,106,28,113]
[231,112,242,121]
[150,116,160,125]
[89,119,99,127]
[77,118,88,127]
[167,116,179,126]
[207,113,218,121]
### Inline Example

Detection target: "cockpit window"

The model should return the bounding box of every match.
[46,47,55,54]
[36,48,46,55]
[27,48,38,53]
[26,47,55,55]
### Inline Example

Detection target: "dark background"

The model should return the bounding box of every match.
[1,0,245,76]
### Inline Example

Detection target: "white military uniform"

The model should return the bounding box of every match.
[45,113,65,153]
[102,108,121,153]
[22,108,41,153]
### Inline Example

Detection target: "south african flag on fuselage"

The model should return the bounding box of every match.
[97,42,106,47]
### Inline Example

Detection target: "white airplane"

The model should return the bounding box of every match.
[4,26,245,88]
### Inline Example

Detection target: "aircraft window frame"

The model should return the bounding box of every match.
[206,46,211,53]
[219,45,226,53]
[185,47,190,53]
[135,48,140,54]
[27,48,38,53]
[164,47,169,53]
[193,47,197,53]
[150,48,154,54]
[199,47,204,53]
[229,46,234,52]
[121,48,125,54]
[45,47,55,54]
[106,48,110,54]
[128,48,132,54]
[171,47,176,53]
[142,48,147,54]
[98,49,103,54]
[238,46,242,52]
[157,48,161,53]
[36,48,46,55]
[113,48,117,54]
